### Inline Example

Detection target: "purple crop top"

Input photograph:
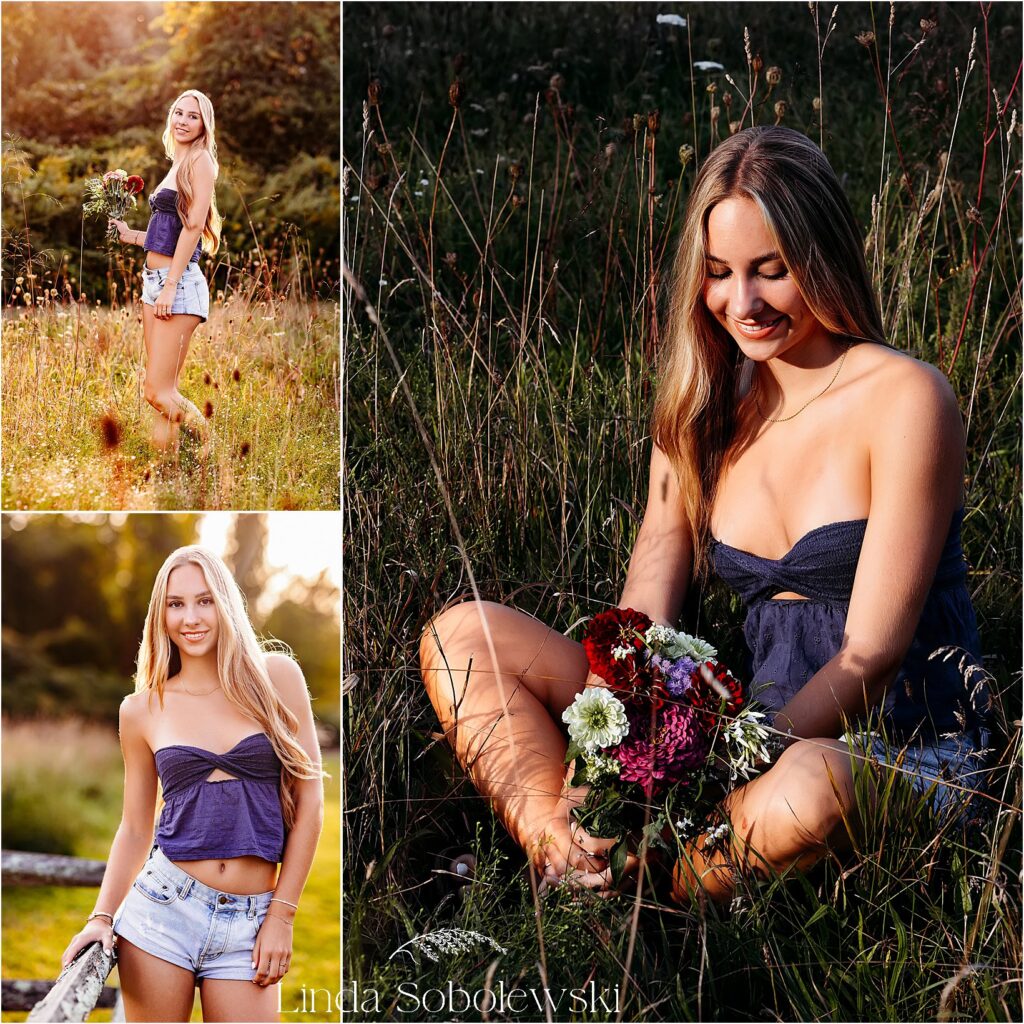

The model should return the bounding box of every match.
[144,189,202,262]
[154,732,285,863]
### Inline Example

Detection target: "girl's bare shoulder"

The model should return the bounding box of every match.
[846,342,960,415]
[844,342,964,458]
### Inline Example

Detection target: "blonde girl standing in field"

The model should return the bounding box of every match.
[420,126,990,901]
[109,89,222,453]
[60,547,324,1023]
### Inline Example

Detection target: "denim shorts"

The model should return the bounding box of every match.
[141,262,209,322]
[112,845,274,981]
[843,729,992,824]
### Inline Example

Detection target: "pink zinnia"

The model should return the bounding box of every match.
[611,702,708,797]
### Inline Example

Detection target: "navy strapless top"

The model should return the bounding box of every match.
[154,733,285,863]
[712,508,990,740]
[144,189,201,262]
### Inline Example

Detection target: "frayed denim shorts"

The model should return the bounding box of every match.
[112,845,274,981]
[843,729,992,825]
[141,262,209,322]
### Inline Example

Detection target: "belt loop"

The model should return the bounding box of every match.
[247,896,256,919]
[180,876,194,898]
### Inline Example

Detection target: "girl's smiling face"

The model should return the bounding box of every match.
[703,196,831,361]
[171,96,204,144]
[165,563,219,659]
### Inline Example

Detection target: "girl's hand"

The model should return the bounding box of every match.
[526,796,616,891]
[252,911,293,987]
[107,218,133,243]
[155,282,177,319]
[60,919,114,971]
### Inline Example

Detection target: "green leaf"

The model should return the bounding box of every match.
[610,837,628,886]
[564,739,583,764]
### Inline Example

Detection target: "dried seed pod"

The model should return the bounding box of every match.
[678,144,695,168]
[752,55,763,74]
[647,109,661,135]
[766,66,782,86]
[856,31,875,47]
[448,79,464,108]
[774,100,787,119]
[367,79,382,106]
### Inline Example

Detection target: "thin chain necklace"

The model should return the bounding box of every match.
[752,342,851,423]
[178,679,221,697]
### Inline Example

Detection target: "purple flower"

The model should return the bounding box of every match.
[652,654,698,697]
[609,702,709,797]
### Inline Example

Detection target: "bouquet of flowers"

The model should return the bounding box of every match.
[561,608,776,881]
[83,169,145,242]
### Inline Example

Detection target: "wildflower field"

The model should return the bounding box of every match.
[345,4,1021,1022]
[1,274,340,511]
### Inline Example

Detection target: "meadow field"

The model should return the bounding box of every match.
[2,277,339,511]
[0,719,341,1024]
[345,3,1021,1021]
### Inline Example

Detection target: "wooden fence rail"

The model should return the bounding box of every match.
[1,850,122,1022]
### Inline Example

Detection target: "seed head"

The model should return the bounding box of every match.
[812,96,822,111]
[204,372,212,385]
[232,368,241,382]
[774,100,787,119]
[729,120,742,135]
[678,144,695,168]
[99,414,122,450]
[722,92,733,108]
[367,79,382,106]
[239,441,251,458]
[766,66,782,86]
[204,400,214,419]
[632,113,644,132]
[752,55,763,74]
[647,109,661,135]
[448,79,464,108]
[549,72,566,92]
[856,31,875,47]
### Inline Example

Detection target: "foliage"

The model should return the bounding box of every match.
[1,1,340,298]
[0,514,341,725]
[344,3,1021,1021]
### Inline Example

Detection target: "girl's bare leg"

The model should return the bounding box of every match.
[420,600,612,880]
[116,937,196,1022]
[672,738,864,903]
[200,978,279,1022]
[142,307,205,450]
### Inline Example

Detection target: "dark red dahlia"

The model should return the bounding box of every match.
[610,702,709,798]
[687,660,744,731]
[582,607,652,688]
[126,175,145,195]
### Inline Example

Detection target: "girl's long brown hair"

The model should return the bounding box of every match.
[652,126,886,574]
[161,89,223,254]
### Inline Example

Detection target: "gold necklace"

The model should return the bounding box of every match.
[178,679,221,697]
[752,342,851,423]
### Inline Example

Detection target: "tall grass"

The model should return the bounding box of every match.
[345,4,1021,1021]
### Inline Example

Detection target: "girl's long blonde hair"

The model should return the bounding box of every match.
[652,126,886,574]
[136,546,321,830]
[161,89,223,254]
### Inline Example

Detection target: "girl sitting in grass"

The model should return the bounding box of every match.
[419,126,990,901]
